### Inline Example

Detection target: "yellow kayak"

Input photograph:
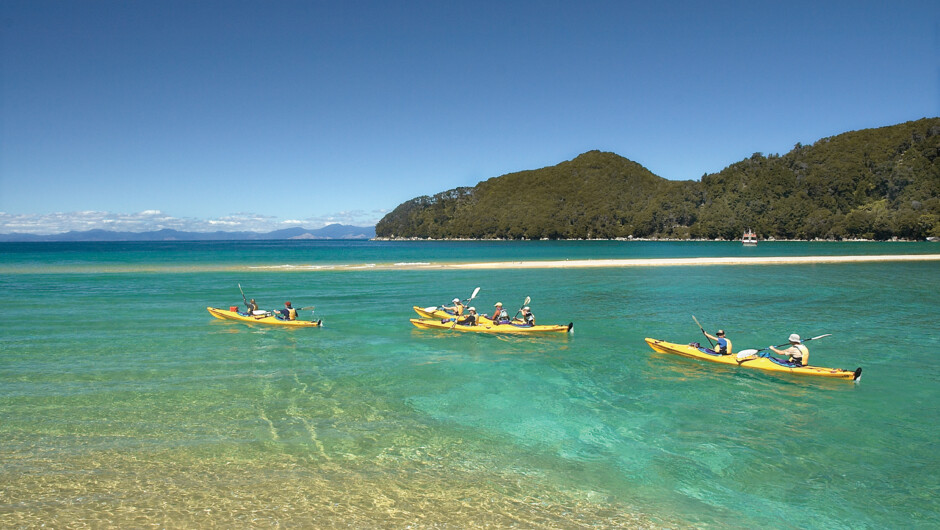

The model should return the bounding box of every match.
[411,318,573,334]
[207,307,322,328]
[413,305,457,319]
[412,305,505,323]
[645,338,861,381]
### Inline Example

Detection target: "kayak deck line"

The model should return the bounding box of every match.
[410,318,573,334]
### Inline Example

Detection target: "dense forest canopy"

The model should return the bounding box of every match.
[376,118,940,240]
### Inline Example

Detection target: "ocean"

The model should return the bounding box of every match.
[1,240,938,527]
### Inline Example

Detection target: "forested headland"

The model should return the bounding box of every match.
[376,118,940,240]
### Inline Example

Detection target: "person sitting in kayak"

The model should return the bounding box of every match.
[456,307,478,326]
[278,301,298,320]
[487,302,509,324]
[514,306,535,326]
[769,334,809,366]
[443,298,465,317]
[703,329,732,355]
[246,298,260,315]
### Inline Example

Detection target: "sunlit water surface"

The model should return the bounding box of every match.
[1,240,937,527]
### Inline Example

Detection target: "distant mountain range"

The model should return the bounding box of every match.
[0,224,376,242]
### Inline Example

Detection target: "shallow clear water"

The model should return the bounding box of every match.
[1,241,938,527]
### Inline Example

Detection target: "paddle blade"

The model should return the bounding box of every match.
[424,306,438,312]
[736,349,759,361]
[470,287,481,300]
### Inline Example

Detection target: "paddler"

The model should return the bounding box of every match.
[456,307,478,326]
[514,306,535,326]
[488,302,509,324]
[703,329,732,355]
[246,298,259,315]
[443,297,465,317]
[280,301,298,321]
[769,334,809,366]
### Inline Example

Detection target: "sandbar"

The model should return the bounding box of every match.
[241,254,940,272]
[413,254,940,270]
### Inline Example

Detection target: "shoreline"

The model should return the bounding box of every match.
[372,236,934,243]
[247,254,940,271]
[416,254,940,269]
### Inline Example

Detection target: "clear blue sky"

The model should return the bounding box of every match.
[1,0,937,234]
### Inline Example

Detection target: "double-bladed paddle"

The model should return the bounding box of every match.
[466,287,481,303]
[448,287,481,328]
[736,334,833,362]
[431,287,480,318]
[692,315,715,348]
[238,283,249,309]
[238,283,267,318]
[512,296,532,321]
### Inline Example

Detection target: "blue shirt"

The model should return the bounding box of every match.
[716,337,728,353]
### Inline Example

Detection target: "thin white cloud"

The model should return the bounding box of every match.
[0,210,382,235]
[304,209,387,228]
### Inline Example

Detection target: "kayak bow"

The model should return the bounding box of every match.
[413,305,457,319]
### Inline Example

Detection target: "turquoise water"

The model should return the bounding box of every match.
[2,239,937,273]
[1,241,938,527]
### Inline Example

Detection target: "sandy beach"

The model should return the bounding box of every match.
[246,253,940,272]
[430,254,940,270]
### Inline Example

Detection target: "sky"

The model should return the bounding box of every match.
[1,0,938,234]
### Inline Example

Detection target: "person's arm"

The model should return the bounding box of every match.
[771,345,798,358]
